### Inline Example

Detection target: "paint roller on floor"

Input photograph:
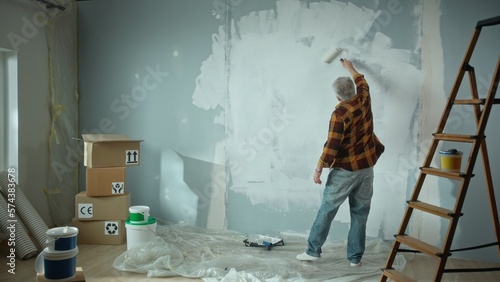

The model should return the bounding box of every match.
[243,235,284,250]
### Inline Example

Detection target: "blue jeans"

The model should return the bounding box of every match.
[306,167,374,263]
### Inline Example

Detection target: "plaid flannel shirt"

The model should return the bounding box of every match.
[318,73,385,171]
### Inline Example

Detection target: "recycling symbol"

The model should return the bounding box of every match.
[105,221,119,235]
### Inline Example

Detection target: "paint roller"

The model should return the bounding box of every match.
[323,48,343,64]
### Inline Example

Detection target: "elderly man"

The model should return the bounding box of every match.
[297,58,385,266]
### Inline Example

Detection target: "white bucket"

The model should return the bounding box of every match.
[35,247,79,282]
[129,205,150,224]
[46,226,79,252]
[125,217,157,250]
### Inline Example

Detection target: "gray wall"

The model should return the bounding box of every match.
[0,0,53,225]
[77,0,500,262]
[78,0,226,226]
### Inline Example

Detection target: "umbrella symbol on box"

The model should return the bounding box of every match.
[112,182,124,194]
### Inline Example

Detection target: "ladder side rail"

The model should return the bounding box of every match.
[380,241,404,282]
[381,197,420,281]
[467,65,482,120]
[434,28,481,135]
[476,15,500,28]
[479,138,500,258]
[468,57,500,259]
[478,57,500,257]
[473,56,500,137]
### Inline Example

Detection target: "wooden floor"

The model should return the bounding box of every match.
[2,242,500,281]
[1,243,196,282]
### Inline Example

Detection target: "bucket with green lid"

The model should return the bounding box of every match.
[129,205,150,224]
[126,206,157,250]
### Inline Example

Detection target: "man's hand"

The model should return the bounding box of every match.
[340,58,358,76]
[313,170,322,185]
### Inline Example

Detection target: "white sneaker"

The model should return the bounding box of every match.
[350,261,362,267]
[296,252,319,261]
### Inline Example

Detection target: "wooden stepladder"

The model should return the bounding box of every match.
[381,15,500,282]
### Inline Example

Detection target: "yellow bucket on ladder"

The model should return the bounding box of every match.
[439,149,463,172]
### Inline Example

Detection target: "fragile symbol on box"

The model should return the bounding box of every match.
[105,221,119,235]
[111,182,124,194]
[125,150,139,165]
[78,203,93,218]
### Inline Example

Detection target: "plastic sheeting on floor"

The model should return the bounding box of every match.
[113,223,405,281]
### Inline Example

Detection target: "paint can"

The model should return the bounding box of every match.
[125,217,157,250]
[129,205,150,224]
[46,226,79,252]
[439,149,463,172]
[35,247,79,281]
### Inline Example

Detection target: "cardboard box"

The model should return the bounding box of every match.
[86,167,126,196]
[75,191,130,221]
[82,134,143,168]
[71,219,126,245]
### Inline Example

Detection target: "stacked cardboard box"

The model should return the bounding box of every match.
[71,134,143,245]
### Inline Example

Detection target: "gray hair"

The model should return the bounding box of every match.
[333,77,355,101]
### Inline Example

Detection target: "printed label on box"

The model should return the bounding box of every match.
[125,150,139,165]
[78,203,93,219]
[111,182,124,194]
[104,221,119,236]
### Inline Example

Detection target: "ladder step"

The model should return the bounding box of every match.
[381,268,416,282]
[454,98,484,105]
[395,235,444,258]
[420,167,472,180]
[453,98,500,105]
[433,133,478,143]
[407,200,459,219]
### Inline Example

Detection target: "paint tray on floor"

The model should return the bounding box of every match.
[243,234,284,250]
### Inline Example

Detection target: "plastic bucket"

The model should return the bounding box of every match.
[129,205,150,224]
[439,149,463,172]
[125,217,157,250]
[46,226,79,252]
[35,247,78,281]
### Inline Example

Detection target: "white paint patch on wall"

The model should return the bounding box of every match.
[193,0,427,238]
